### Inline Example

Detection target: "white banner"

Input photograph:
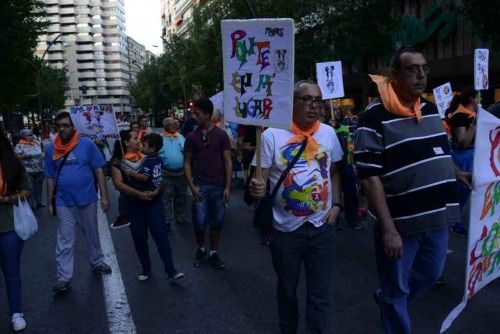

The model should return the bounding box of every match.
[210,91,224,119]
[441,109,500,332]
[316,61,345,100]
[221,18,294,129]
[474,49,489,91]
[433,82,453,119]
[69,105,119,140]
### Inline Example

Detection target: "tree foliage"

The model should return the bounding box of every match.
[0,0,48,114]
[462,0,500,50]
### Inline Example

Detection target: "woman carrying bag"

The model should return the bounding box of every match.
[0,131,32,331]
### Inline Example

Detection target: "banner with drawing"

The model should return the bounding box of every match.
[474,49,489,91]
[441,109,500,332]
[221,18,294,129]
[69,105,119,140]
[433,82,453,119]
[316,61,345,100]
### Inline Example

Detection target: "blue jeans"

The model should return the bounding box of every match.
[127,198,177,277]
[0,230,24,315]
[375,227,448,334]
[270,222,335,334]
[192,184,225,231]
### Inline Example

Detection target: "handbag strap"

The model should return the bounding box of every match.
[269,138,308,200]
[53,150,73,196]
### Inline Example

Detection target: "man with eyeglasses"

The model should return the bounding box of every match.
[354,47,466,333]
[249,80,343,333]
[184,98,232,269]
[44,112,112,294]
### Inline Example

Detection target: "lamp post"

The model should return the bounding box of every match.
[38,33,64,121]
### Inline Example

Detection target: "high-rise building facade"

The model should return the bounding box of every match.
[160,0,210,42]
[37,0,131,114]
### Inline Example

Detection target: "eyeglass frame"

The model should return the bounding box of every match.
[403,64,430,77]
[294,95,324,107]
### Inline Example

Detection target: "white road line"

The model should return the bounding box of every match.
[97,205,137,334]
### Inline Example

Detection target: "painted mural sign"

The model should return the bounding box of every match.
[316,61,345,100]
[69,104,119,140]
[441,109,500,332]
[221,18,294,129]
[433,82,453,119]
[474,49,489,91]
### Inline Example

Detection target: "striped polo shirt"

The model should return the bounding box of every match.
[353,99,459,235]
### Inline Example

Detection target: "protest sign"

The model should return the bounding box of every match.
[316,61,345,100]
[69,104,119,140]
[441,109,500,332]
[221,18,294,129]
[474,49,489,91]
[433,82,453,119]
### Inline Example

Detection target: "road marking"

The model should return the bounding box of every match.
[97,205,137,334]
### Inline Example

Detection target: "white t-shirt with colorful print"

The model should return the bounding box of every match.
[256,123,343,232]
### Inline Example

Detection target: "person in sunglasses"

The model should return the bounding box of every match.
[184,98,232,269]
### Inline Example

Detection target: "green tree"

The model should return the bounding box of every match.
[0,0,47,114]
[461,0,500,50]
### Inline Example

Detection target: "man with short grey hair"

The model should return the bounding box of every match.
[159,117,187,228]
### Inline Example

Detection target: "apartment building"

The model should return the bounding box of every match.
[160,0,210,42]
[37,0,131,114]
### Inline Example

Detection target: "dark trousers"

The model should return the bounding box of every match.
[338,161,359,223]
[128,198,177,277]
[270,222,335,334]
[0,230,24,315]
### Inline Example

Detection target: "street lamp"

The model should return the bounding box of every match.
[38,33,64,120]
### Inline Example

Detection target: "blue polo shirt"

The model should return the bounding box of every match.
[159,134,185,172]
[44,137,105,207]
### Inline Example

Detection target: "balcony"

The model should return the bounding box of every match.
[61,26,77,34]
[78,71,96,79]
[77,62,95,70]
[60,7,76,15]
[77,53,95,61]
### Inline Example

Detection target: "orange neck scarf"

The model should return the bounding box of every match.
[53,131,79,160]
[287,120,320,165]
[449,104,476,119]
[369,74,422,121]
[162,130,179,138]
[19,139,36,146]
[124,151,143,162]
[0,166,7,196]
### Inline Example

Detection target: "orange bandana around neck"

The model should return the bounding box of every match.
[369,74,422,121]
[124,151,144,162]
[0,166,7,196]
[448,104,477,119]
[19,139,36,146]
[162,130,179,138]
[53,131,79,160]
[287,120,320,165]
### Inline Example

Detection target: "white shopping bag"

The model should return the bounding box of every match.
[13,197,38,240]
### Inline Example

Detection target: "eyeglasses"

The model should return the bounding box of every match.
[405,64,430,76]
[295,95,323,106]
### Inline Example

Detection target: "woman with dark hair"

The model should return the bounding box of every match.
[0,131,32,331]
[445,88,479,237]
[110,130,183,282]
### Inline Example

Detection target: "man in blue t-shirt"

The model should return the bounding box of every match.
[159,117,187,228]
[45,112,112,294]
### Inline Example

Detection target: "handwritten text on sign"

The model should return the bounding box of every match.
[222,19,294,129]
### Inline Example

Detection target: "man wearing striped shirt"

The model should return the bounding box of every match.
[354,47,463,334]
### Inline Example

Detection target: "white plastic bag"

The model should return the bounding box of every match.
[13,197,38,240]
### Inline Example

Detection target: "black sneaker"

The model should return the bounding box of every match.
[347,221,364,230]
[53,280,72,294]
[208,252,226,269]
[193,248,206,267]
[92,263,112,275]
[111,216,131,230]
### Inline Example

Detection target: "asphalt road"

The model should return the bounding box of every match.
[0,182,498,333]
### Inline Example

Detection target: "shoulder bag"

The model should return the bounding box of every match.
[51,150,72,217]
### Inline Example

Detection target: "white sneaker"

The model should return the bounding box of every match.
[170,272,185,283]
[137,271,151,281]
[12,313,26,332]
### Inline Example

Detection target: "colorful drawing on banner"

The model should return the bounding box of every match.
[480,182,500,220]
[70,104,119,140]
[468,221,500,298]
[489,126,500,176]
[222,19,294,129]
[315,61,345,100]
[474,49,489,90]
[433,82,453,119]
